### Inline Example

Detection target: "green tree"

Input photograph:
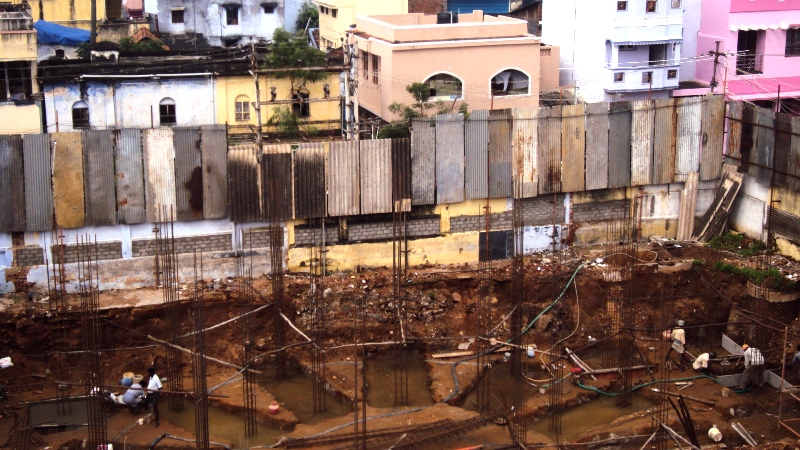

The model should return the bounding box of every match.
[264,28,328,92]
[379,82,468,138]
[295,1,319,31]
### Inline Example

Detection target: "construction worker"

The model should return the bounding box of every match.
[739,344,764,389]
[665,320,688,370]
[692,352,716,375]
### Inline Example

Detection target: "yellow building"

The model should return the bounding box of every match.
[216,70,343,136]
[313,0,408,50]
[10,0,146,41]
[0,7,41,134]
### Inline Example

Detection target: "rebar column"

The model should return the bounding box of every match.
[475,201,492,412]
[241,264,258,436]
[270,224,287,379]
[509,185,527,446]
[651,275,673,450]
[156,209,184,412]
[191,253,210,450]
[392,199,409,406]
[77,235,107,449]
[547,341,564,442]
[49,228,70,415]
[310,218,328,413]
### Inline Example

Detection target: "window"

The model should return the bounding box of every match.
[319,5,328,14]
[671,0,681,7]
[361,50,369,79]
[491,69,529,96]
[159,98,176,125]
[617,1,627,11]
[425,73,463,99]
[0,61,32,101]
[614,72,624,82]
[292,91,310,117]
[224,5,239,25]
[667,69,677,79]
[646,1,657,12]
[371,54,380,84]
[54,49,65,59]
[642,71,653,84]
[786,29,800,56]
[235,95,250,121]
[72,101,90,128]
[331,8,337,18]
[619,44,636,51]
[223,37,239,47]
[261,2,276,13]
[171,9,184,23]
[737,30,760,73]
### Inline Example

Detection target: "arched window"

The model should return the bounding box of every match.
[159,97,176,125]
[72,101,89,129]
[235,95,250,121]
[423,73,463,100]
[491,69,530,96]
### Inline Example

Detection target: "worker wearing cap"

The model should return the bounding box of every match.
[666,320,688,370]
[692,352,716,375]
[739,344,764,389]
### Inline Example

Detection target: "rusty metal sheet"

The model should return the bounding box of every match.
[585,102,609,191]
[143,128,177,222]
[537,106,562,194]
[52,132,85,229]
[200,125,227,219]
[512,107,538,198]
[675,97,702,182]
[465,109,489,200]
[328,140,360,216]
[262,144,292,221]
[173,127,203,222]
[790,116,800,191]
[294,143,326,219]
[561,104,585,192]
[738,102,759,179]
[228,144,262,222]
[392,138,411,212]
[773,113,792,188]
[753,107,775,182]
[630,100,654,186]
[489,109,513,198]
[83,130,117,226]
[652,98,676,185]
[360,139,392,214]
[726,100,743,162]
[114,129,145,224]
[411,118,436,205]
[436,114,465,204]
[0,135,25,232]
[23,134,54,231]
[700,95,725,181]
[608,101,632,188]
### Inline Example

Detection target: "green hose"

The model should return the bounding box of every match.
[576,374,750,396]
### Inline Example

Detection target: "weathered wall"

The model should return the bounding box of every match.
[44,77,215,131]
[0,103,41,134]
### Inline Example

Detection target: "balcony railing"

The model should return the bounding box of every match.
[604,64,680,93]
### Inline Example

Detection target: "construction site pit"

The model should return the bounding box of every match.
[2,241,800,449]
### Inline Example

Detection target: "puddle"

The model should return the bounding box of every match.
[529,394,652,443]
[29,399,88,427]
[257,363,351,424]
[162,402,283,449]
[365,352,434,408]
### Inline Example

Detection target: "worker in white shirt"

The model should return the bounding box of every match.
[692,352,716,375]
[665,320,688,371]
[145,367,162,427]
[738,344,764,389]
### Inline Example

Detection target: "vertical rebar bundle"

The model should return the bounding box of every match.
[509,180,527,446]
[352,295,367,450]
[48,227,70,415]
[310,218,328,413]
[77,235,107,449]
[191,253,210,450]
[270,224,287,379]
[651,275,673,450]
[547,341,564,441]
[240,247,258,436]
[155,209,184,412]
[392,200,409,406]
[475,201,492,412]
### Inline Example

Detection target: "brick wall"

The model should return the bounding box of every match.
[408,0,445,14]
[131,233,232,257]
[348,218,441,242]
[15,246,44,267]
[52,242,122,264]
[573,200,628,223]
[294,226,339,246]
[450,196,566,233]
[241,228,272,249]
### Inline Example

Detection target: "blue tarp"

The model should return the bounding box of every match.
[447,0,510,14]
[33,20,90,46]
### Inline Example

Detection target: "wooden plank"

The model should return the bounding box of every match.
[52,132,85,229]
[561,104,586,192]
[677,172,698,241]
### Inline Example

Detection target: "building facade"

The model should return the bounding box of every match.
[0,5,42,134]
[314,0,410,50]
[350,10,553,120]
[157,0,302,48]
[677,0,800,112]
[10,0,149,40]
[542,0,684,102]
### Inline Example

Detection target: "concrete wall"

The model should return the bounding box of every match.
[0,31,36,61]
[44,77,215,131]
[0,103,41,134]
[315,0,409,50]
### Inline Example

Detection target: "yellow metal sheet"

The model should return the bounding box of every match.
[561,104,586,192]
[52,132,85,229]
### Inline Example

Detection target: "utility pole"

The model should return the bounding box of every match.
[250,42,263,157]
[709,41,724,93]
[344,29,359,140]
[90,0,97,44]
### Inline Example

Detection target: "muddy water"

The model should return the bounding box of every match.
[29,399,87,426]
[365,352,434,408]
[529,394,652,443]
[162,402,283,449]
[459,361,545,411]
[257,364,351,424]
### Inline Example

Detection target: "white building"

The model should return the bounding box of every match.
[542,0,684,102]
[156,0,303,47]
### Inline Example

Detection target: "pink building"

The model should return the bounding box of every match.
[678,0,800,113]
[349,11,559,121]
